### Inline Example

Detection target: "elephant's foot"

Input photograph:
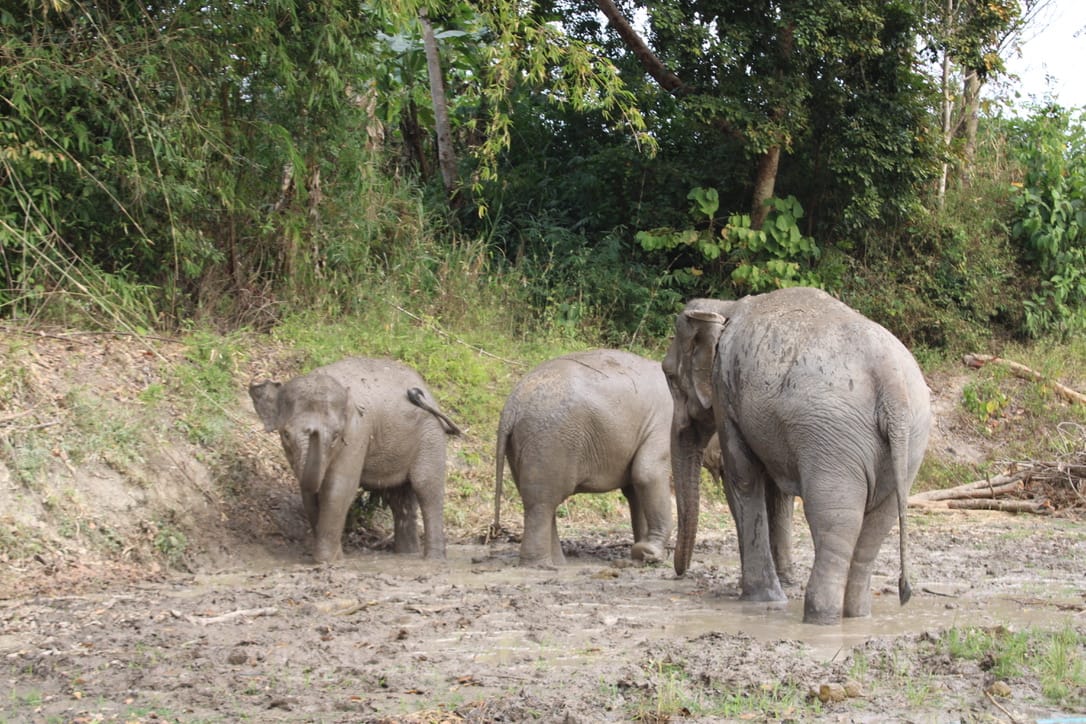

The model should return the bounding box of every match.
[803,589,844,625]
[518,556,559,570]
[630,540,666,563]
[738,586,787,604]
[842,589,873,619]
[777,569,797,587]
[803,606,844,625]
[312,543,344,564]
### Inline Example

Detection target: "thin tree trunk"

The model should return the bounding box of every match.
[959,70,981,188]
[750,147,780,230]
[419,9,458,203]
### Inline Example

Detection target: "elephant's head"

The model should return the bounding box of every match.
[249,373,353,495]
[662,299,732,575]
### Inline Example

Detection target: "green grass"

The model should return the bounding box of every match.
[624,659,818,721]
[945,624,1086,706]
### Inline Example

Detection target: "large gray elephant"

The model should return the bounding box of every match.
[250,357,460,563]
[493,349,674,566]
[664,287,931,624]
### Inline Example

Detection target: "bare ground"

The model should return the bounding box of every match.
[1,330,1084,723]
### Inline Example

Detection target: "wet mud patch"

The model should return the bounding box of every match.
[3,512,1084,722]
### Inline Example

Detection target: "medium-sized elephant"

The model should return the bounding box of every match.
[493,349,674,566]
[664,287,931,624]
[701,434,796,585]
[250,357,460,563]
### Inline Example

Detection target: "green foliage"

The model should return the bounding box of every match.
[637,191,822,295]
[174,331,248,446]
[1009,105,1086,338]
[151,520,189,566]
[961,379,1009,423]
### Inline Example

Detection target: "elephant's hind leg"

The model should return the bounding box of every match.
[385,485,422,555]
[627,443,673,563]
[802,487,865,624]
[520,499,564,566]
[842,494,898,618]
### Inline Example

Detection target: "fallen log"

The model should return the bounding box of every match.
[908,475,1023,503]
[946,499,1051,514]
[962,354,1086,405]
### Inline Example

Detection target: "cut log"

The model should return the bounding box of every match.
[946,499,1050,514]
[909,475,1022,503]
[963,354,1086,405]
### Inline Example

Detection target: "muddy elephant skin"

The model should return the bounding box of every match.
[494,349,674,566]
[250,357,460,563]
[664,287,931,624]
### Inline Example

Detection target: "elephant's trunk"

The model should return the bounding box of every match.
[300,430,324,495]
[673,431,704,576]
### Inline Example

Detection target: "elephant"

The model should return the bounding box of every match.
[493,349,674,566]
[663,287,931,624]
[249,357,461,563]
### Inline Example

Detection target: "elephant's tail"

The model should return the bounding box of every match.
[407,388,462,436]
[883,400,914,607]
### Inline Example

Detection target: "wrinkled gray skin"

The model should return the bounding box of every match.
[250,357,460,563]
[664,287,931,624]
[701,434,795,585]
[494,350,674,566]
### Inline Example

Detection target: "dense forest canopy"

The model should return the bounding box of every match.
[1,0,1083,348]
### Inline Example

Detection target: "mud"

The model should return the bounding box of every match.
[3,510,1084,723]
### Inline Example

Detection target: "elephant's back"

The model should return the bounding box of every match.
[506,349,670,413]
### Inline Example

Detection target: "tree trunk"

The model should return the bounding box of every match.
[750,147,780,230]
[959,70,982,188]
[419,9,459,203]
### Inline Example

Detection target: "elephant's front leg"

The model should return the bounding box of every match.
[722,433,785,603]
[312,472,358,563]
[385,485,422,555]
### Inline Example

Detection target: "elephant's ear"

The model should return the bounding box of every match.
[683,309,727,410]
[249,380,283,432]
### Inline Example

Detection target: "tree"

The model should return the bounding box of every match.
[930,0,1052,203]
[592,0,935,235]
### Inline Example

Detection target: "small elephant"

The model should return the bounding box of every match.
[664,287,931,624]
[250,357,460,562]
[493,349,674,566]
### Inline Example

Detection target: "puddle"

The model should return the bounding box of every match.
[659,588,1081,660]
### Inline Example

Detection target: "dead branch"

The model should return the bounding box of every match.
[963,354,1086,405]
[186,606,278,625]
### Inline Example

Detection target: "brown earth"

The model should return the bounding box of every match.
[1,329,1084,723]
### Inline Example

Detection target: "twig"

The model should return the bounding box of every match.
[391,304,525,368]
[983,688,1022,723]
[187,606,278,625]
